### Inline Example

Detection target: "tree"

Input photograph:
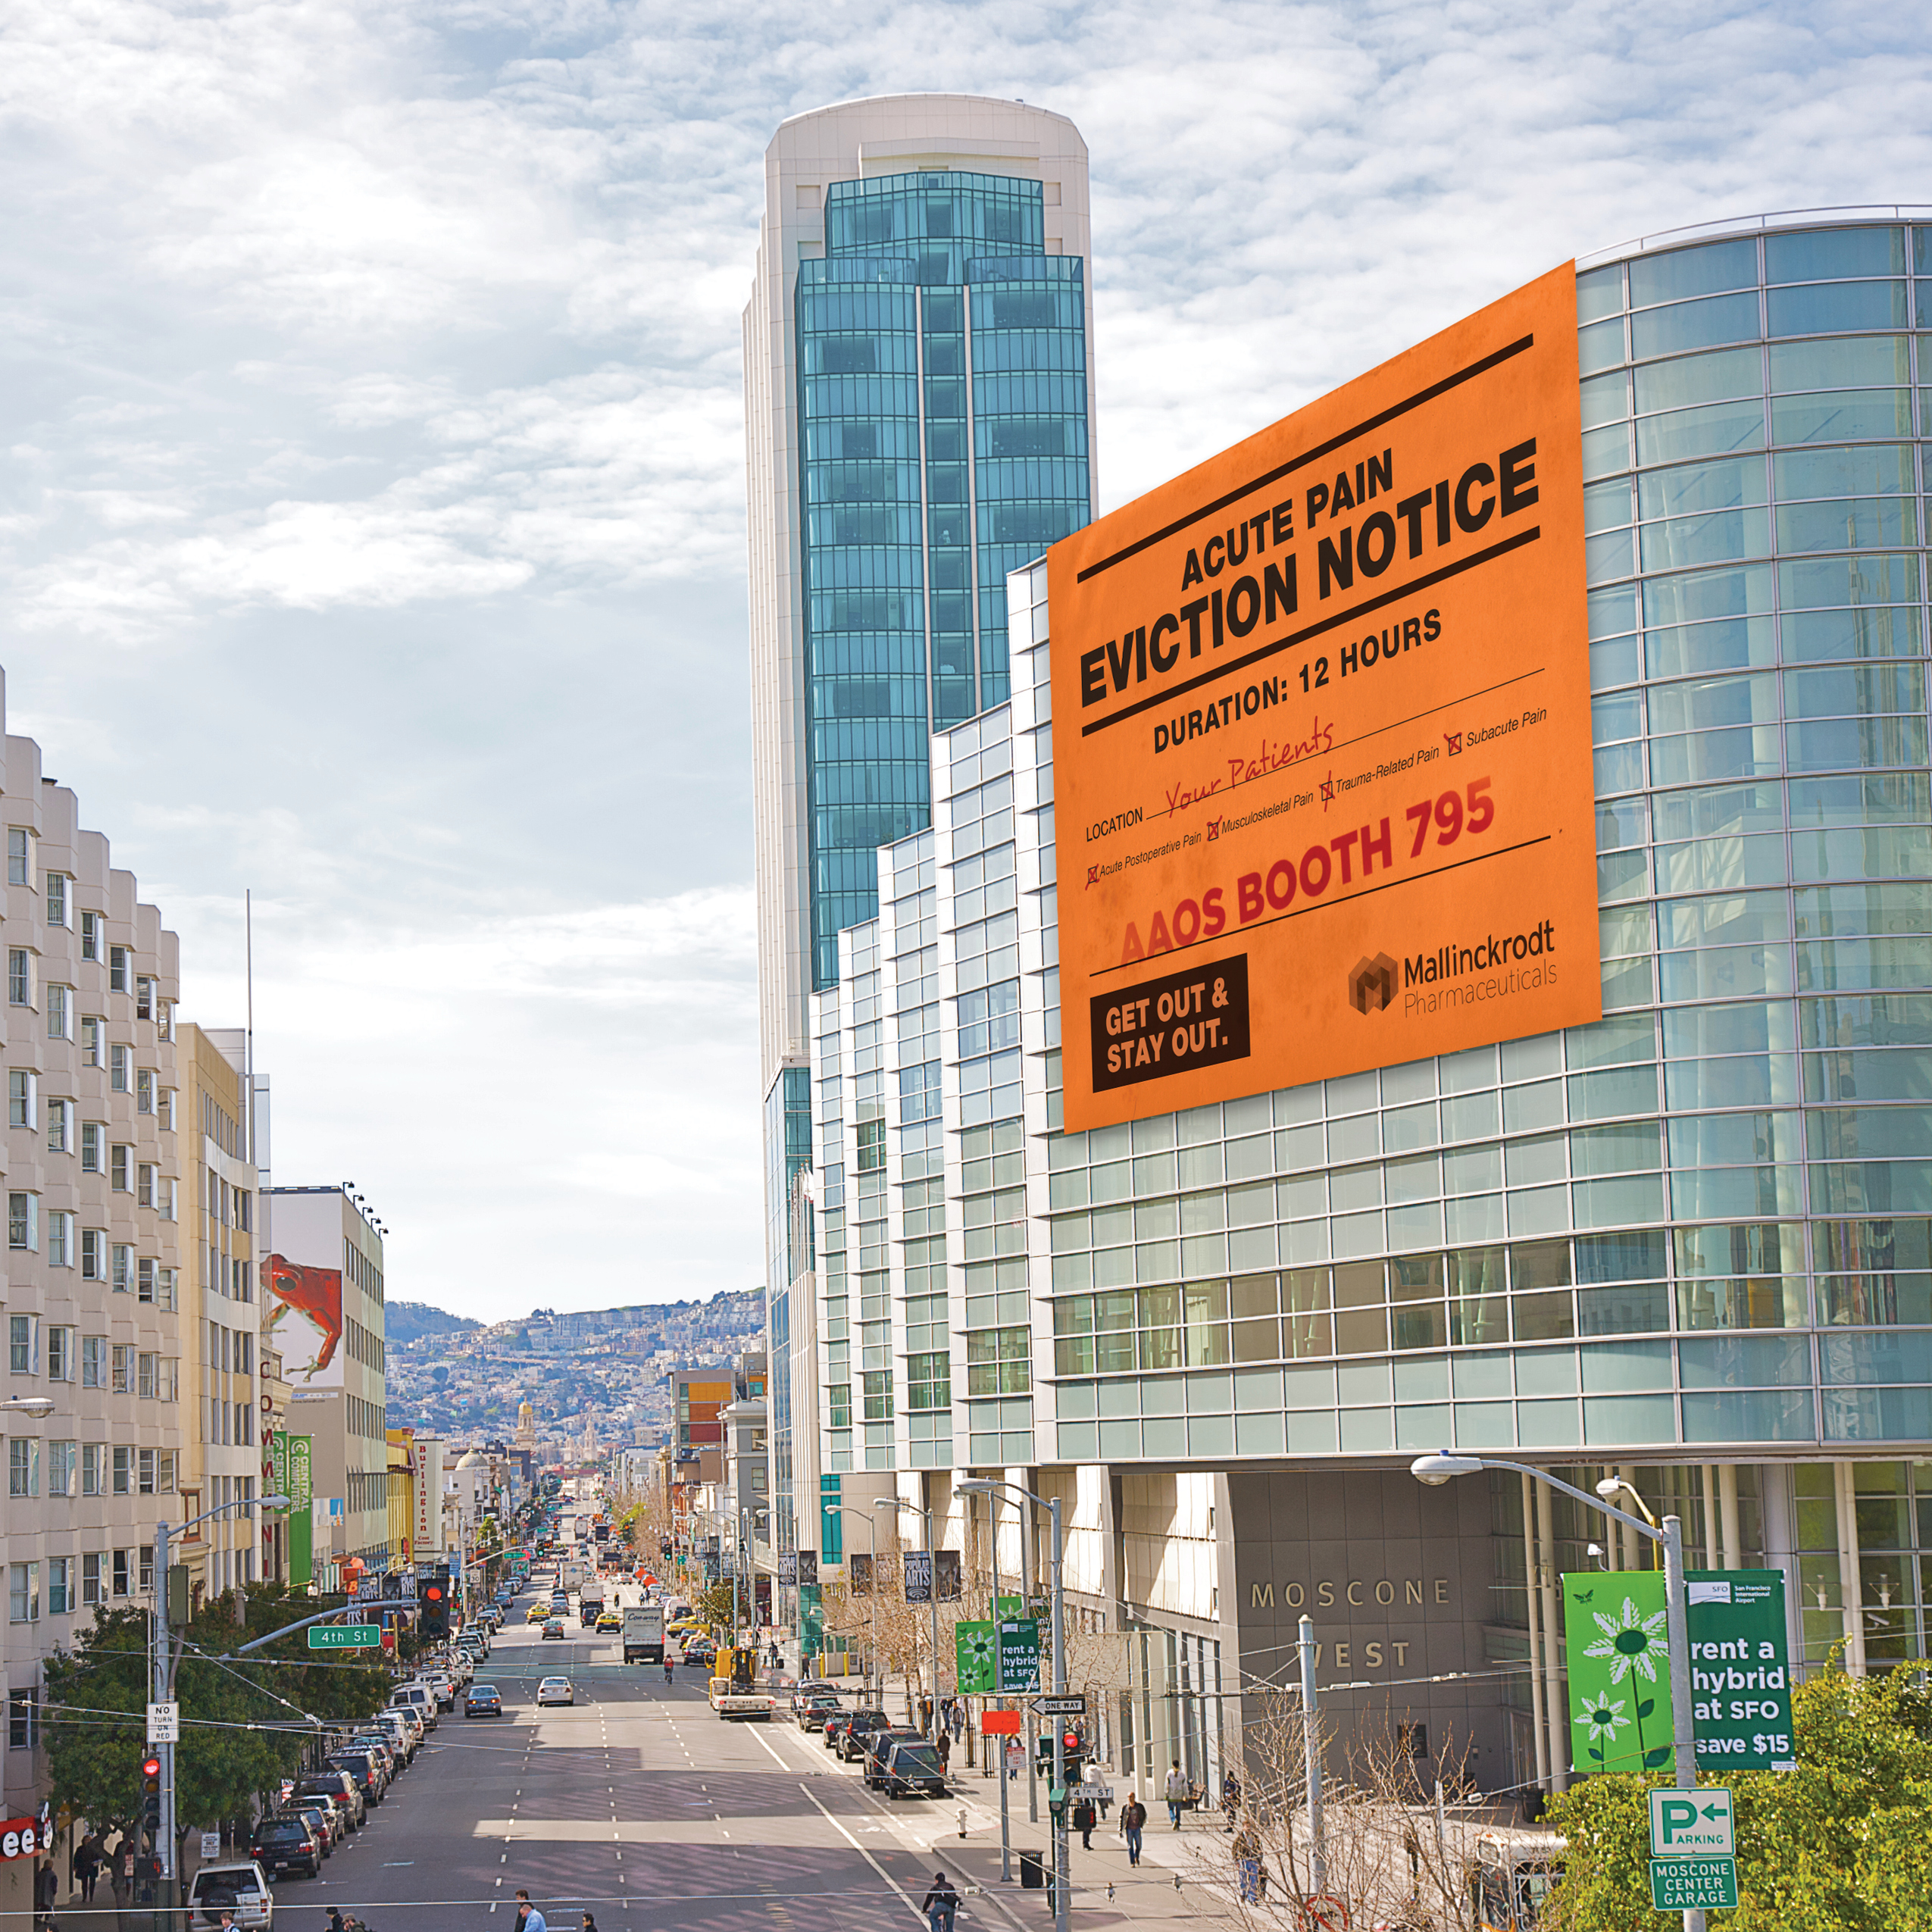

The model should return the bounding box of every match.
[44,1588,391,1845]
[1546,1665,1932,1931]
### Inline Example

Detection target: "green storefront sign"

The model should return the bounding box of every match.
[1565,1568,1793,1774]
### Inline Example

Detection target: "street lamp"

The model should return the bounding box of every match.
[0,1398,55,1417]
[1597,1474,1659,1565]
[826,1505,883,1700]
[152,1494,293,1911]
[958,1477,1068,1932]
[876,1496,942,1740]
[1411,1452,1707,1932]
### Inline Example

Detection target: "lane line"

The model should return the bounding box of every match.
[794,1781,924,1926]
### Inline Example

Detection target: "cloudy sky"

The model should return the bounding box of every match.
[2,0,1925,1321]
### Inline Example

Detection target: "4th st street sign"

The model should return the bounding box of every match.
[308,1624,381,1649]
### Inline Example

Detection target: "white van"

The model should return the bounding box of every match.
[389,1683,438,1732]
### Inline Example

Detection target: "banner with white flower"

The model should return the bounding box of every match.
[1563,1571,1675,1774]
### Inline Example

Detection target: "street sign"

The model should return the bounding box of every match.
[199,1833,220,1862]
[1649,1859,1739,1911]
[308,1624,382,1650]
[981,1710,1023,1736]
[1649,1787,1734,1859]
[145,1702,179,1745]
[1034,1694,1087,1717]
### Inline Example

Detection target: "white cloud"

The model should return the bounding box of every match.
[2,0,1927,1316]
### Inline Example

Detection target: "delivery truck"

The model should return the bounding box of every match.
[622,1604,664,1665]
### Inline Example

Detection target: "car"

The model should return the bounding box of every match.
[389,1684,437,1733]
[249,1816,321,1879]
[862,1727,927,1789]
[417,1670,457,1709]
[188,1861,274,1932]
[465,1683,504,1718]
[287,1796,343,1849]
[834,1709,893,1762]
[536,1676,574,1706]
[327,1751,383,1805]
[295,1770,365,1829]
[795,1692,843,1732]
[880,1738,949,1800]
[346,1735,397,1784]
[542,1618,566,1640]
[596,1610,622,1632]
[374,1710,417,1763]
[527,1603,551,1624]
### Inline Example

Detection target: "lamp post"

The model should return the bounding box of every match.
[152,1493,293,1917]
[827,1505,883,1699]
[959,1477,1068,1932]
[1411,1452,1705,1932]
[875,1496,943,1736]
[1598,1474,1659,1568]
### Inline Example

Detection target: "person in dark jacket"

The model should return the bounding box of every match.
[1072,1794,1097,1849]
[33,1859,57,1932]
[1121,1793,1147,1866]
[920,1871,959,1932]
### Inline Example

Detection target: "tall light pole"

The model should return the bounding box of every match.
[1411,1452,1705,1932]
[959,1477,1067,1932]
[827,1505,883,1699]
[152,1492,293,1915]
[876,1495,942,1737]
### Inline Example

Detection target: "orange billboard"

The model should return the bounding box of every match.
[1051,264,1601,1133]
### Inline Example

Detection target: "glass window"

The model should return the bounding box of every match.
[1768,282,1909,339]
[1633,292,1761,361]
[1628,238,1758,308]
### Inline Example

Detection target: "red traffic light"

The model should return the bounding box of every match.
[141,1758,161,1780]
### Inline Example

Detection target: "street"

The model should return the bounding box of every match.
[290,1609,975,1932]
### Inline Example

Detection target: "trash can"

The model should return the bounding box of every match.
[1019,1850,1044,1890]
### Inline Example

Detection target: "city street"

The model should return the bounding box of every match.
[288,1612,989,1932]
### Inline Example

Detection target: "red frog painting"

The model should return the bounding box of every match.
[264,1252,343,1377]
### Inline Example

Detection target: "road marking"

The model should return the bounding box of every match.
[795,1782,926,1924]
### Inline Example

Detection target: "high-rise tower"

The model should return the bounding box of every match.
[745,97,1095,1302]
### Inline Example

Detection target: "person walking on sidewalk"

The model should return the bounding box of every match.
[1121,1793,1146,1866]
[921,1871,960,1932]
[934,1727,952,1774]
[1165,1761,1190,1830]
[1221,1768,1242,1831]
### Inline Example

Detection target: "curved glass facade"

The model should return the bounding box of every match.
[796,171,1090,992]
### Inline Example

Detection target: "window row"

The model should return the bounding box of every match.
[5,1440,180,1497]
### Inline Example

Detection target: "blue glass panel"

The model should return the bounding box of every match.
[1767,281,1910,339]
[1764,226,1905,284]
[1628,237,1758,308]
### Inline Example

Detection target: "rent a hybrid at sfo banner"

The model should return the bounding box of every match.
[1049,264,1603,1132]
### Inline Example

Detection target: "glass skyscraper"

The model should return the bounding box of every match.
[744,97,1095,1566]
[790,211,1932,1796]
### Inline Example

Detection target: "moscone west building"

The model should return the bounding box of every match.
[760,194,1932,1796]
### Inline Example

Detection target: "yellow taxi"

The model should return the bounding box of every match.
[526,1603,551,1624]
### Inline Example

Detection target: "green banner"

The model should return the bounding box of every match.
[1565,1570,1673,1775]
[956,1621,996,1694]
[1687,1570,1793,1771]
[999,1618,1042,1694]
[276,1433,314,1588]
[1565,1567,1795,1775]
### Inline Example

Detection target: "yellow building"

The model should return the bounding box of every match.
[387,1427,416,1568]
[177,1023,263,1606]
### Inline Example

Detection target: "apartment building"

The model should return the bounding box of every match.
[264,1185,389,1579]
[177,1024,261,1605]
[1,690,183,1895]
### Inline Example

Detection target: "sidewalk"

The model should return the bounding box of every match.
[908,1778,1283,1929]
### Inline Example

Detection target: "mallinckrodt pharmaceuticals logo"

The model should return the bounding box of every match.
[1349,954,1399,1014]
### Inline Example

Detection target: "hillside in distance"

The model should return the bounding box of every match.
[386,1300,485,1348]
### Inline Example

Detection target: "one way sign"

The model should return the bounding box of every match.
[1649,1787,1733,1859]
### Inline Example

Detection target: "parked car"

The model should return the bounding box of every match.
[880,1738,949,1800]
[327,1749,384,1805]
[374,1708,417,1764]
[348,1733,398,1781]
[250,1815,321,1879]
[861,1727,926,1787]
[795,1692,843,1733]
[295,1770,364,1830]
[389,1683,437,1733]
[833,1709,893,1762]
[188,1862,274,1932]
[465,1683,504,1718]
[286,1799,342,1850]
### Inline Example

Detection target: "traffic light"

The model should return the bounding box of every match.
[420,1575,449,1637]
[139,1756,162,1849]
[1037,1727,1086,1777]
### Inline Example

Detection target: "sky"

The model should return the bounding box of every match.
[2,0,1927,1321]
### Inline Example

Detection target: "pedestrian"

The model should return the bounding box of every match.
[34,1857,57,1932]
[75,1837,101,1906]
[1232,1824,1263,1904]
[949,1701,964,1745]
[934,1727,952,1772]
[1073,1793,1096,1850]
[1121,1792,1146,1866]
[1221,1768,1242,1832]
[1165,1759,1190,1830]
[580,1915,598,1932]
[325,1909,345,1932]
[513,1892,547,1932]
[921,1871,959,1932]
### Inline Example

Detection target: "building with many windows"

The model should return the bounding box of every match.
[264,1185,389,1579]
[177,1023,263,1605]
[746,94,1096,1565]
[774,213,1932,1798]
[0,687,184,1905]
